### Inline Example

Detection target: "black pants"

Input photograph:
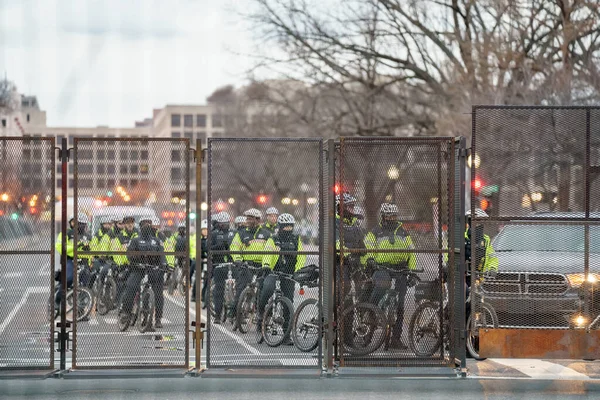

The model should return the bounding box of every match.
[369,270,408,341]
[258,273,295,327]
[121,267,165,320]
[212,262,253,316]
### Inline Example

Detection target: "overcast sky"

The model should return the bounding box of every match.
[0,0,256,127]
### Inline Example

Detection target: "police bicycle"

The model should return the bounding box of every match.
[48,260,95,323]
[166,256,187,296]
[117,263,169,333]
[210,262,237,328]
[92,261,118,316]
[373,263,423,351]
[261,270,295,347]
[236,263,270,335]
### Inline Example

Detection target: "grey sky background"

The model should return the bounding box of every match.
[0,0,256,127]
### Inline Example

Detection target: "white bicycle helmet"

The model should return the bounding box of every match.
[266,207,279,215]
[214,211,231,223]
[99,216,113,224]
[277,213,295,224]
[70,212,88,224]
[234,216,246,224]
[151,217,161,226]
[244,208,263,219]
[200,219,208,229]
[354,206,365,219]
[466,208,489,218]
[335,192,357,207]
[380,203,399,216]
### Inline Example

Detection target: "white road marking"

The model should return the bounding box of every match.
[164,293,262,356]
[89,318,99,326]
[490,358,591,380]
[0,286,48,336]
[2,272,23,278]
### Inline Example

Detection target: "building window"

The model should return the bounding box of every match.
[184,132,193,141]
[78,149,92,160]
[196,114,206,127]
[107,179,115,188]
[33,149,42,159]
[140,164,149,174]
[212,114,223,128]
[97,149,105,160]
[171,150,181,162]
[120,150,128,160]
[184,114,193,127]
[1,119,6,127]
[57,179,62,188]
[171,131,180,138]
[141,150,148,160]
[23,149,31,159]
[107,150,116,160]
[68,164,74,174]
[96,164,105,174]
[69,179,74,188]
[171,167,182,181]
[78,164,93,174]
[130,165,139,174]
[56,164,62,173]
[131,179,138,187]
[120,165,128,174]
[80,179,93,188]
[26,114,30,122]
[107,165,116,174]
[171,114,181,127]
[96,179,105,189]
[131,150,138,160]
[56,135,64,144]
[68,136,74,145]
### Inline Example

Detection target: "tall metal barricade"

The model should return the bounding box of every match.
[0,137,56,372]
[206,138,323,369]
[71,137,191,369]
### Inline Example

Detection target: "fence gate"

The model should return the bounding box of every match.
[473,106,600,359]
[206,138,324,369]
[336,137,460,368]
[0,137,56,372]
[72,137,192,369]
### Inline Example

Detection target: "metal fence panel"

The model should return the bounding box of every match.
[0,137,55,370]
[337,137,455,367]
[473,106,600,359]
[72,138,190,369]
[207,138,323,369]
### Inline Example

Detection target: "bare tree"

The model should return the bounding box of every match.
[0,78,18,114]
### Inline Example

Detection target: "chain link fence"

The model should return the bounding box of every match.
[72,138,191,369]
[337,137,456,367]
[0,137,55,370]
[206,138,323,368]
[472,106,600,359]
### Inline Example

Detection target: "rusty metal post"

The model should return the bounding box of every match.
[195,140,203,372]
[59,137,68,371]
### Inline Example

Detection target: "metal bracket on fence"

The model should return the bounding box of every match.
[54,321,72,353]
[57,147,72,162]
[190,320,206,375]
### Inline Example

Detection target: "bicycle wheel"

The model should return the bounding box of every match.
[66,287,94,322]
[178,266,187,297]
[408,301,442,357]
[466,302,498,360]
[209,282,217,318]
[137,288,155,333]
[47,294,58,322]
[166,270,177,295]
[223,282,237,329]
[262,297,294,347]
[378,294,398,351]
[341,302,386,356]
[236,287,257,334]
[96,277,117,316]
[292,298,320,352]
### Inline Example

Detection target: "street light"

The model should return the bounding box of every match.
[300,183,309,221]
[387,165,399,203]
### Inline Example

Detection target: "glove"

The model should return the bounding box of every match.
[234,260,243,268]
[262,265,272,274]
[81,244,90,251]
[366,258,376,275]
[242,236,251,246]
[407,274,419,288]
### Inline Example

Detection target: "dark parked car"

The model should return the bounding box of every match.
[482,215,600,328]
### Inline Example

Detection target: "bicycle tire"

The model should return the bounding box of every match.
[466,302,498,360]
[138,288,155,333]
[236,287,257,334]
[96,277,117,316]
[262,297,294,347]
[341,302,386,356]
[223,281,237,329]
[209,282,217,318]
[65,287,94,322]
[378,293,398,352]
[291,298,320,352]
[408,301,443,357]
[47,294,58,322]
[166,270,177,295]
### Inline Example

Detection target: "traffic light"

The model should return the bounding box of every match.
[473,176,483,193]
[334,184,341,194]
[257,195,268,205]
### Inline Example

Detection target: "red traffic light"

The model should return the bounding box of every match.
[257,195,267,204]
[29,207,37,214]
[473,177,483,192]
[334,184,341,194]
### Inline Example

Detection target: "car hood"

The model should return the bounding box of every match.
[495,251,600,273]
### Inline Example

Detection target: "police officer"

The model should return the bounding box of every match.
[91,215,116,291]
[465,208,498,280]
[197,219,209,303]
[55,213,92,311]
[259,213,306,344]
[110,216,139,303]
[121,223,167,330]
[334,193,367,346]
[209,212,236,319]
[263,207,279,235]
[234,216,246,231]
[364,203,418,350]
[230,208,272,314]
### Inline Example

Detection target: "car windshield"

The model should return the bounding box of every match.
[493,225,600,253]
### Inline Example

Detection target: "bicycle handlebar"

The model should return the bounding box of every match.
[375,264,424,275]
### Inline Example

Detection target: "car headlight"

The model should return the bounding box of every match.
[566,273,600,288]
